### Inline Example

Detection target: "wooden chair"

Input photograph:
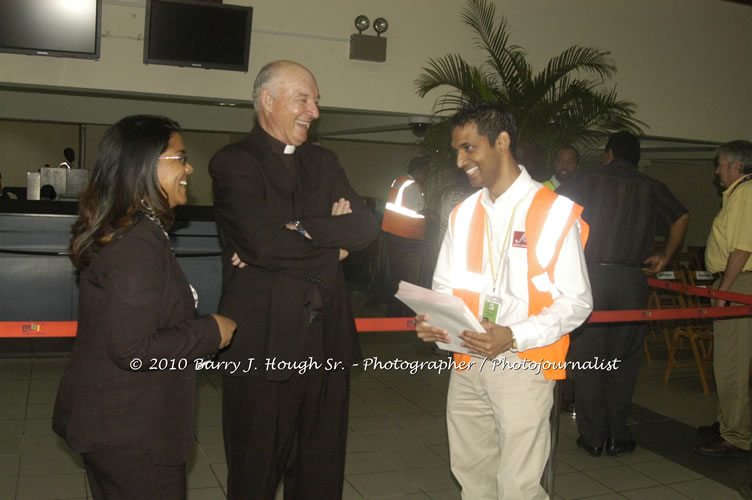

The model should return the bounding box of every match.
[663,270,715,393]
[644,270,682,363]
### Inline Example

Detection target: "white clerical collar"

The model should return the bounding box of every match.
[284,144,296,154]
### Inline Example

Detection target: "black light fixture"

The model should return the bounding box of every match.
[349,15,388,62]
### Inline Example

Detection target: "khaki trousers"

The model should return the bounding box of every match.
[447,353,554,500]
[713,272,752,450]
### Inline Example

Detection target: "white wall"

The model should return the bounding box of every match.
[1,0,750,141]
[645,160,720,248]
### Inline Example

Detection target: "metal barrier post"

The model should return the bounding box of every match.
[541,379,562,496]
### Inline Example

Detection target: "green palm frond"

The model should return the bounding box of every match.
[460,0,527,91]
[415,54,499,114]
[415,0,646,178]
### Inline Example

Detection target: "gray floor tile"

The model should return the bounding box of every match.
[0,381,30,393]
[427,489,461,500]
[0,455,19,478]
[0,476,17,500]
[668,478,742,499]
[380,445,446,470]
[187,463,222,489]
[575,495,627,500]
[27,390,57,405]
[0,420,25,438]
[0,437,23,455]
[209,462,227,486]
[0,405,26,420]
[347,470,420,498]
[23,418,56,437]
[16,472,87,500]
[584,465,660,491]
[611,447,664,465]
[349,415,402,433]
[622,485,692,499]
[631,459,703,484]
[0,391,28,406]
[554,472,613,499]
[197,439,226,463]
[555,460,575,475]
[406,464,458,492]
[358,430,427,452]
[25,402,54,419]
[426,443,450,462]
[346,451,395,475]
[19,451,84,476]
[21,434,70,455]
[347,431,375,453]
[557,448,623,471]
[187,487,226,500]
[28,379,60,392]
[343,479,364,499]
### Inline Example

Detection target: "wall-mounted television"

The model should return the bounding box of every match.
[0,0,102,60]
[144,0,253,72]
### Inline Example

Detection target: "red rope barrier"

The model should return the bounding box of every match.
[2,279,750,337]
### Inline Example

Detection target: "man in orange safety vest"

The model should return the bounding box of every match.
[382,156,433,315]
[415,102,593,500]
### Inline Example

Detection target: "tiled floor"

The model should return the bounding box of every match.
[0,333,747,500]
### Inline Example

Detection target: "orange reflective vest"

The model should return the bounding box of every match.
[449,186,589,380]
[381,175,426,240]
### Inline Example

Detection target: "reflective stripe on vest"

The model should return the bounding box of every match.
[381,175,426,239]
[448,187,588,380]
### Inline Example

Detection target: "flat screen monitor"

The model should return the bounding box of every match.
[144,0,253,72]
[0,0,102,59]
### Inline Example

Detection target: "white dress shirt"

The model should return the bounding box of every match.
[432,165,593,351]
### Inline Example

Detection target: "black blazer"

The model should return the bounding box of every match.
[209,126,379,380]
[53,216,221,465]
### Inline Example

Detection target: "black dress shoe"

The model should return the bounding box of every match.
[697,421,721,435]
[606,437,636,456]
[694,437,751,458]
[577,436,603,457]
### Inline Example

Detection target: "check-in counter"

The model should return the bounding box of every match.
[0,200,222,353]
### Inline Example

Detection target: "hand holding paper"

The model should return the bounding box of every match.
[395,281,485,356]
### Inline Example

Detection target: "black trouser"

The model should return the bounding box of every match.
[568,262,648,446]
[83,452,185,500]
[385,232,428,316]
[222,319,350,500]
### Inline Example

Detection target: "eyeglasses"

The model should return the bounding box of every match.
[158,155,189,166]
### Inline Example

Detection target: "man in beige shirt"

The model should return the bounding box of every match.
[695,140,752,458]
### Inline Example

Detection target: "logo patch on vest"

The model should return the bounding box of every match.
[512,231,527,248]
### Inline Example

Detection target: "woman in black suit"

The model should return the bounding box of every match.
[53,115,236,500]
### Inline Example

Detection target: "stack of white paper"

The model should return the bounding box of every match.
[395,281,485,356]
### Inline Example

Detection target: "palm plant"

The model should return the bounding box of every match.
[416,0,646,176]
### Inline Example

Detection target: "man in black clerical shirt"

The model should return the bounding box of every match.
[557,131,689,457]
[209,60,379,499]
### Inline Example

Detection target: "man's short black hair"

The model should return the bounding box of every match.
[407,155,431,175]
[605,131,640,165]
[556,145,580,164]
[448,101,517,154]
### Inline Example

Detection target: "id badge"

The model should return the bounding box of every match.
[481,296,502,323]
